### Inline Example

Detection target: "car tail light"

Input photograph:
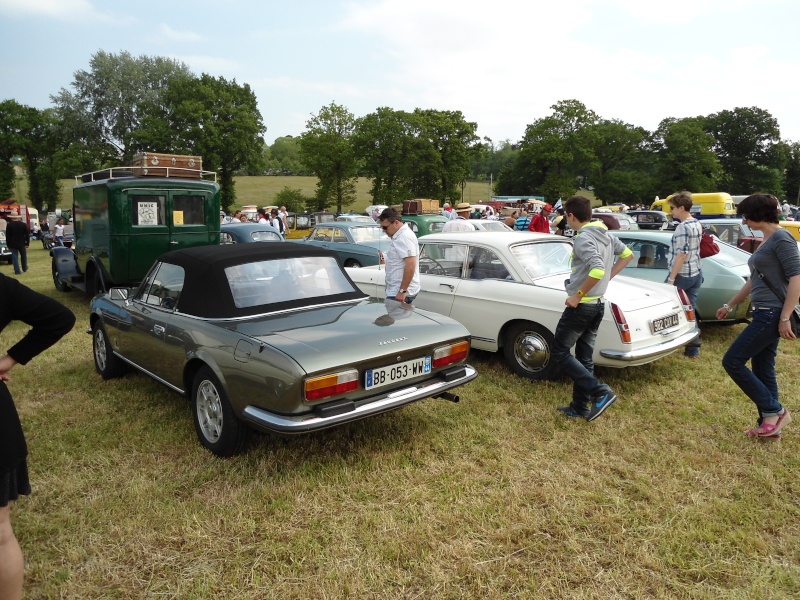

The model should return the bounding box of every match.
[677,288,696,322]
[610,303,631,343]
[432,340,469,368]
[305,369,359,402]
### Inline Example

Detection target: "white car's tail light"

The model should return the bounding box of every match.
[677,288,696,322]
[305,369,359,401]
[610,303,632,343]
[433,340,469,368]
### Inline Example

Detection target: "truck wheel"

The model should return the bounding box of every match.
[192,366,250,457]
[502,321,559,380]
[52,258,70,292]
[93,323,126,379]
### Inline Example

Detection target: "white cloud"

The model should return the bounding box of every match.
[0,0,111,21]
[157,23,205,43]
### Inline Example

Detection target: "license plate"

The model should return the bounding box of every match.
[365,356,431,390]
[651,312,680,333]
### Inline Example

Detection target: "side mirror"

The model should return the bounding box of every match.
[109,287,129,301]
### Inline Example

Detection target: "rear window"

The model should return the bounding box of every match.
[511,241,572,279]
[224,256,356,308]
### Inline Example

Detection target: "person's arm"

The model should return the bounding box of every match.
[780,274,800,339]
[716,279,752,320]
[610,247,634,279]
[395,256,417,301]
[0,354,19,382]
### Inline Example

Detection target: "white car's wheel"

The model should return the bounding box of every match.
[503,321,559,380]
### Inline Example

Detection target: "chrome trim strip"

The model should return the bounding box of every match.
[174,298,363,322]
[114,353,185,394]
[599,328,699,361]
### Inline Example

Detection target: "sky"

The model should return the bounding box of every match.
[2,0,800,147]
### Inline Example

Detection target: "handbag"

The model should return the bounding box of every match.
[753,266,800,337]
[699,233,720,258]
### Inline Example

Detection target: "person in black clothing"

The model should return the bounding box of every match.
[4,211,29,275]
[0,273,75,599]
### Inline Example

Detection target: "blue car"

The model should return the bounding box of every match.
[292,221,391,268]
[220,222,283,244]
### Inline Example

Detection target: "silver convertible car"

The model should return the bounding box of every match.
[89,243,477,456]
[346,232,699,380]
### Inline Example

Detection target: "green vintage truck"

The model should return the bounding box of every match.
[51,156,221,295]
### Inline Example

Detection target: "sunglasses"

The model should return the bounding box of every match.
[381,224,390,231]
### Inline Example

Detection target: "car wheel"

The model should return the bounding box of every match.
[52,258,70,292]
[192,366,250,457]
[344,259,362,268]
[502,321,559,380]
[93,323,126,379]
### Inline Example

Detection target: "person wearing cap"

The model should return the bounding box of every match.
[528,204,553,234]
[442,203,476,233]
[269,209,285,235]
[5,211,29,275]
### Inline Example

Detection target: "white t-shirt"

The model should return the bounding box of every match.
[442,217,476,232]
[385,224,421,297]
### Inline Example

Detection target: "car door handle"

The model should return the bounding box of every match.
[153,325,165,335]
[170,240,179,245]
[440,283,454,291]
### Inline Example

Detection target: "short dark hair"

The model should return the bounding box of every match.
[564,196,592,222]
[379,207,401,223]
[737,194,780,224]
[668,192,693,211]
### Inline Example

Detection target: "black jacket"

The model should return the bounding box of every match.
[5,219,29,249]
[1,273,75,470]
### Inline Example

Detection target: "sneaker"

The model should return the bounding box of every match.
[586,392,617,422]
[557,404,589,419]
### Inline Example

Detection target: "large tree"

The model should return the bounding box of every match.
[705,107,784,195]
[161,74,266,211]
[590,119,656,205]
[497,100,599,200]
[0,100,61,210]
[300,103,359,212]
[51,50,193,165]
[782,141,800,203]
[652,117,721,194]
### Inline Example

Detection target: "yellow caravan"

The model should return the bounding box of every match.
[651,192,737,219]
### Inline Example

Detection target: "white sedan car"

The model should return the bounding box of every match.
[346,232,699,380]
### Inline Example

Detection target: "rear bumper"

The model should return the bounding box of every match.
[600,327,699,362]
[242,364,477,434]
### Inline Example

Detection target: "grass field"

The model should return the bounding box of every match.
[4,248,800,598]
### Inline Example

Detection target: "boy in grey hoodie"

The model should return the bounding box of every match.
[555,196,633,421]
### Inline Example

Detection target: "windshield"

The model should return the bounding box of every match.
[225,256,356,308]
[510,240,572,279]
[350,226,387,242]
[427,221,446,233]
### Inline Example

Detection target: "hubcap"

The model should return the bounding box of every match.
[514,332,550,373]
[94,330,107,371]
[196,380,223,443]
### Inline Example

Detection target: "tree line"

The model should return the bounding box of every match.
[2,51,800,215]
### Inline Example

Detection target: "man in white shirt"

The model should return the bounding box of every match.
[378,208,421,303]
[443,203,477,232]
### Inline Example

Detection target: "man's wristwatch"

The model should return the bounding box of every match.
[399,289,407,294]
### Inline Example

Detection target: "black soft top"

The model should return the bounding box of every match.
[159,243,366,318]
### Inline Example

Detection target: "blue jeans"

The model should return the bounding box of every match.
[722,308,782,418]
[670,272,703,357]
[10,247,27,274]
[552,301,611,409]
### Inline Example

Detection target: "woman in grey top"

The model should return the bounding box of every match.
[716,194,800,439]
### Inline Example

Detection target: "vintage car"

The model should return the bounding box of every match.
[336,214,375,223]
[609,230,751,322]
[291,221,391,268]
[627,210,674,231]
[401,213,449,237]
[220,222,283,244]
[41,224,75,250]
[0,231,11,264]
[346,232,699,380]
[89,243,477,456]
[592,212,639,231]
[469,220,514,232]
[700,218,762,253]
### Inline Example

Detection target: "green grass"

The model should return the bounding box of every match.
[6,249,800,598]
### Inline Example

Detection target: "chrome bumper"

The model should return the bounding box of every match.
[600,327,700,361]
[242,364,477,434]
